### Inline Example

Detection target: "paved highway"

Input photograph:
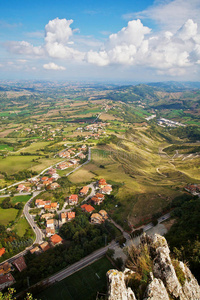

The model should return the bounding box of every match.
[23,191,44,244]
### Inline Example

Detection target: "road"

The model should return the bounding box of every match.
[23,191,44,244]
[109,218,131,241]
[65,147,91,177]
[143,213,171,232]
[46,241,117,284]
[0,192,31,198]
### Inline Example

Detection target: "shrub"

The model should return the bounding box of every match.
[172,259,186,286]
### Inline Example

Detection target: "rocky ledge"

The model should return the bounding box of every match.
[107,234,200,300]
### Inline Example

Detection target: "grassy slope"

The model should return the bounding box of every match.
[0,156,40,174]
[69,125,200,227]
[13,217,31,237]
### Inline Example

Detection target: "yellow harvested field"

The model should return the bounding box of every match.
[68,168,95,183]
[100,113,123,121]
[0,128,15,137]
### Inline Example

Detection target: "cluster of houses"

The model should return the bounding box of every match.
[0,255,27,290]
[74,178,112,224]
[15,125,63,141]
[85,122,109,132]
[30,234,63,255]
[15,144,88,193]
[75,122,110,140]
[185,184,200,196]
[157,118,185,128]
[90,210,108,224]
[16,168,60,193]
[57,145,87,170]
[57,159,79,170]
[17,184,31,193]
[34,199,59,237]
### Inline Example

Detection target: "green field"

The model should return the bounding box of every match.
[0,155,39,174]
[11,195,31,204]
[37,257,113,300]
[19,141,51,153]
[0,207,18,226]
[13,217,31,237]
[0,144,13,151]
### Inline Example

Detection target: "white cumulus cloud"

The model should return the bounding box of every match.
[3,14,200,77]
[43,62,66,70]
[123,0,200,32]
[86,18,200,75]
[5,18,84,61]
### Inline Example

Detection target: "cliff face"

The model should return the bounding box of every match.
[107,234,200,300]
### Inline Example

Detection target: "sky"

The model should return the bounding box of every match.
[0,0,200,83]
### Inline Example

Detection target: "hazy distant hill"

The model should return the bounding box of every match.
[147,81,200,91]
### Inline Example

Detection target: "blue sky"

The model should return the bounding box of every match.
[0,0,200,82]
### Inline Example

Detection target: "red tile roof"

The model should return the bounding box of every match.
[69,194,78,201]
[67,212,76,219]
[40,242,50,252]
[98,178,107,185]
[81,204,95,213]
[0,248,5,257]
[80,186,89,195]
[50,234,63,245]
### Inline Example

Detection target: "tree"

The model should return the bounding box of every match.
[1,198,13,209]
[0,288,36,300]
[106,248,115,259]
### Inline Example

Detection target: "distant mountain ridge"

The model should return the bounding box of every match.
[146,81,200,91]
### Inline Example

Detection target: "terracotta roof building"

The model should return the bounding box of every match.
[12,256,27,272]
[46,219,54,228]
[81,204,95,213]
[99,210,108,220]
[90,213,103,224]
[91,194,105,205]
[0,262,11,275]
[17,184,25,192]
[100,185,112,195]
[45,228,55,237]
[98,178,107,188]
[67,211,76,220]
[79,186,89,196]
[40,241,51,252]
[30,246,40,255]
[0,248,5,257]
[50,234,63,246]
[0,273,15,290]
[68,194,78,205]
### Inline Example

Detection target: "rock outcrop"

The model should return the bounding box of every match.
[107,234,200,300]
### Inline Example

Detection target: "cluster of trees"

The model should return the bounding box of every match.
[0,225,33,262]
[1,197,23,210]
[170,125,200,141]
[165,194,200,282]
[1,170,37,181]
[106,84,158,104]
[60,212,116,247]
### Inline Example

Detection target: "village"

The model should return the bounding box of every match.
[184,183,200,196]
[0,176,113,290]
[15,144,88,192]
